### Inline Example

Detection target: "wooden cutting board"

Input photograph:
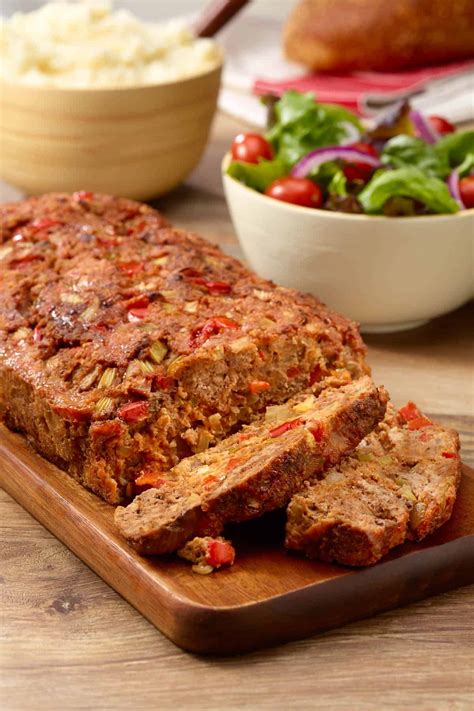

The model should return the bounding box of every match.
[1,423,473,655]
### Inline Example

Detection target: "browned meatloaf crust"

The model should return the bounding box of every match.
[114,377,388,554]
[0,193,368,504]
[285,403,461,566]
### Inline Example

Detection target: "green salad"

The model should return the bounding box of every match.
[226,90,474,216]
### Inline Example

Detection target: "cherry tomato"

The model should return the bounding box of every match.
[343,142,379,183]
[265,177,323,208]
[459,176,474,208]
[231,133,273,164]
[428,115,455,135]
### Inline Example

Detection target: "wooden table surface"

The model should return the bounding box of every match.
[1,113,473,711]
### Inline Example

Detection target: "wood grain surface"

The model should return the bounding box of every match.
[1,113,473,709]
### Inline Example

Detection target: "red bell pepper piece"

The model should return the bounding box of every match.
[407,416,432,430]
[249,380,270,394]
[92,421,122,439]
[117,401,149,423]
[226,456,243,471]
[206,540,235,567]
[33,326,43,343]
[96,235,120,247]
[127,295,150,309]
[11,253,41,268]
[128,308,149,322]
[398,402,432,429]
[54,406,90,423]
[190,316,239,349]
[127,297,150,321]
[73,191,94,201]
[190,277,232,295]
[118,261,144,276]
[154,375,173,390]
[287,367,301,379]
[398,401,422,421]
[30,218,63,232]
[308,422,325,442]
[134,471,166,488]
[442,451,458,459]
[269,418,303,438]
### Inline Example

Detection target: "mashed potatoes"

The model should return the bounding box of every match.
[0,1,221,88]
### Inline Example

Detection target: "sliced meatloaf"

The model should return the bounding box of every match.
[285,402,461,566]
[0,193,368,504]
[114,377,388,554]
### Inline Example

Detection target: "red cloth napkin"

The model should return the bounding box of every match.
[254,60,474,114]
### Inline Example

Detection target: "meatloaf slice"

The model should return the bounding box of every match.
[0,193,368,504]
[285,402,461,566]
[115,377,388,554]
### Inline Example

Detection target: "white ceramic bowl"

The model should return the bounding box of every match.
[223,157,474,333]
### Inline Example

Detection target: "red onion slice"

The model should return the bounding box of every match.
[447,169,465,208]
[410,110,439,144]
[291,146,381,178]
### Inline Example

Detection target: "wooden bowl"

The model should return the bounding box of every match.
[0,60,222,200]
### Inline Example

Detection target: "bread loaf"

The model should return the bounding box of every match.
[284,0,474,72]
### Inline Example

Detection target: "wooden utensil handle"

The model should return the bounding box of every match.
[194,0,251,38]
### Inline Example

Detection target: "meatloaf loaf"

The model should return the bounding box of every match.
[285,402,461,566]
[115,377,388,554]
[0,193,367,503]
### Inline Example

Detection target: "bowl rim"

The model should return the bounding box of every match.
[0,51,224,94]
[222,153,474,223]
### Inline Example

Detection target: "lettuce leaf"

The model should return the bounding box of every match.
[267,90,363,167]
[327,170,348,197]
[457,153,474,177]
[226,159,286,192]
[359,167,459,215]
[434,130,474,168]
[306,160,340,186]
[381,135,450,178]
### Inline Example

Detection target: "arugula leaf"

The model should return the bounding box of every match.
[359,167,459,215]
[226,159,286,193]
[267,90,363,167]
[434,130,474,168]
[381,135,450,178]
